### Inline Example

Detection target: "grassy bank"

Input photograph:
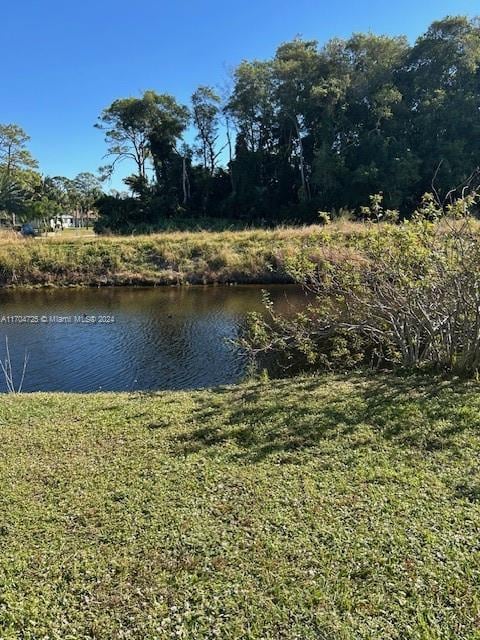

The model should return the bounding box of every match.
[1,374,480,638]
[0,223,372,286]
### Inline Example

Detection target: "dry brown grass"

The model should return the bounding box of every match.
[0,222,390,287]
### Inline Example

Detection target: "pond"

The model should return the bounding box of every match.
[0,286,306,392]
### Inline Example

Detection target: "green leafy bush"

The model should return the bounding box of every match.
[243,204,480,377]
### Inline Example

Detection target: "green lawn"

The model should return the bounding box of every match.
[1,374,480,638]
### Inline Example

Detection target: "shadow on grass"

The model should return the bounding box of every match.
[455,482,480,502]
[169,373,480,462]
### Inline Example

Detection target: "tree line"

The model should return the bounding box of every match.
[2,15,480,233]
[94,15,480,231]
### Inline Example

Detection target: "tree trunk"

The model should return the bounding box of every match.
[292,115,310,201]
[225,116,235,195]
[182,155,190,205]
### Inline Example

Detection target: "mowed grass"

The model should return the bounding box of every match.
[0,374,480,638]
[0,223,374,286]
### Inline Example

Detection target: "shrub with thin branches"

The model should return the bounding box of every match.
[242,205,480,377]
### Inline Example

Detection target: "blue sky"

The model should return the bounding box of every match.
[2,0,478,189]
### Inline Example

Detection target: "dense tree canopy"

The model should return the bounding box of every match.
[94,15,480,232]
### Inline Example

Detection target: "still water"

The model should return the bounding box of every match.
[0,286,305,392]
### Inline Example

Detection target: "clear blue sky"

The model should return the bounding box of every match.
[2,0,477,189]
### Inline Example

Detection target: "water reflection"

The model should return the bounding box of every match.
[0,286,305,392]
